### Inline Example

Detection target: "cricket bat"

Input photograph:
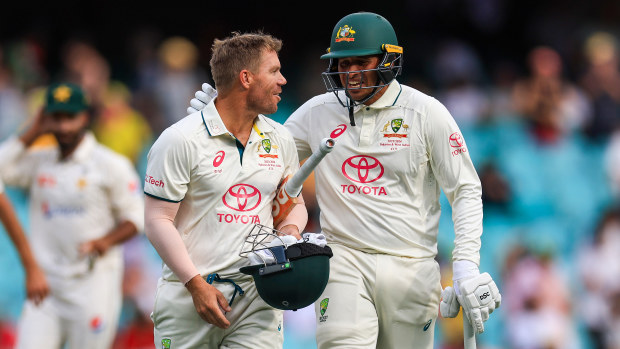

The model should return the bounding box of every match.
[463,315,476,349]
[272,137,335,226]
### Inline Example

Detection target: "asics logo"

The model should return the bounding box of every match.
[222,184,261,211]
[213,151,225,167]
[330,124,347,138]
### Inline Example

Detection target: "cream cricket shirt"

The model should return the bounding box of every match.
[144,101,299,281]
[0,132,144,279]
[284,81,482,264]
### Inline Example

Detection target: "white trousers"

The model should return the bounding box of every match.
[16,267,122,349]
[151,276,284,348]
[315,244,442,349]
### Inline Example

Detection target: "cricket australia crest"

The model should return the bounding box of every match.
[319,298,329,322]
[256,138,282,169]
[380,117,411,150]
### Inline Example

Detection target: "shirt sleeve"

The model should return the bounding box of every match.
[280,126,301,180]
[425,98,483,266]
[0,136,43,189]
[284,102,313,161]
[144,127,191,202]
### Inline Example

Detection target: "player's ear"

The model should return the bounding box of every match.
[239,70,252,89]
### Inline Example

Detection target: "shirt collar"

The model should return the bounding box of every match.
[366,80,402,109]
[201,101,228,136]
[65,131,97,162]
[201,100,275,137]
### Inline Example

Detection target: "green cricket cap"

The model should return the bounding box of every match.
[44,82,89,114]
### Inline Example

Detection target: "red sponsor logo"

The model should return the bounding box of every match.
[217,213,261,224]
[449,132,464,148]
[90,316,104,333]
[145,175,164,188]
[37,174,56,188]
[452,148,468,156]
[340,184,388,196]
[128,180,138,192]
[330,124,347,138]
[342,155,384,183]
[222,184,261,212]
[449,132,468,156]
[213,151,225,167]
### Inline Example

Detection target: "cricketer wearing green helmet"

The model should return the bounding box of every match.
[321,12,403,125]
[187,11,502,349]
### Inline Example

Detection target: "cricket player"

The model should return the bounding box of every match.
[189,12,501,349]
[143,32,308,348]
[0,82,144,349]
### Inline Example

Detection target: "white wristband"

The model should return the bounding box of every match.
[452,260,479,281]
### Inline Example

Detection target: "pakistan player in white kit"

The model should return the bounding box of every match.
[189,13,501,349]
[144,32,308,348]
[0,82,144,349]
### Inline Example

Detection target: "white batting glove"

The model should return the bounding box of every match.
[186,83,218,114]
[455,272,501,334]
[440,286,460,318]
[301,232,327,247]
[248,235,297,265]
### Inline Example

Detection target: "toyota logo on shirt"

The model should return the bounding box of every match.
[449,132,464,148]
[342,155,384,183]
[222,184,262,211]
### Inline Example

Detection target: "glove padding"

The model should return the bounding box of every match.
[455,272,501,334]
[440,286,460,318]
[187,83,217,114]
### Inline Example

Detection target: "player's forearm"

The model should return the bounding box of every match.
[19,126,43,148]
[0,194,39,270]
[144,196,199,284]
[276,193,308,235]
[101,220,139,248]
[450,188,483,265]
[146,217,199,284]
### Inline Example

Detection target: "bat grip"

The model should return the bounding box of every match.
[463,315,476,349]
[285,138,335,197]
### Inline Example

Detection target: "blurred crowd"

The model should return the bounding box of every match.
[1,15,620,349]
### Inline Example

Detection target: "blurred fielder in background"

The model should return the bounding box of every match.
[0,82,144,349]
[144,32,308,348]
[190,12,501,349]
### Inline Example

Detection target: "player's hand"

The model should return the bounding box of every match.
[24,264,50,306]
[19,108,54,146]
[187,83,217,114]
[185,275,231,329]
[455,272,501,334]
[278,224,302,240]
[79,237,111,257]
[439,286,460,318]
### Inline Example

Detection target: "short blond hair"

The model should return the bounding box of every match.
[210,31,283,92]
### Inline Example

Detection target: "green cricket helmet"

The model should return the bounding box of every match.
[321,12,403,115]
[239,224,332,311]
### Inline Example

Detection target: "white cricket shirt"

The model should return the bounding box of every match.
[144,101,299,281]
[0,132,144,278]
[285,81,483,264]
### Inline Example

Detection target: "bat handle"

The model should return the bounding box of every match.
[463,315,476,349]
[284,137,335,197]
